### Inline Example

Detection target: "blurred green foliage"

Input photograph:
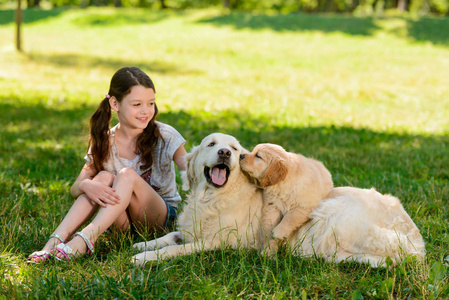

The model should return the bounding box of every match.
[1,0,448,15]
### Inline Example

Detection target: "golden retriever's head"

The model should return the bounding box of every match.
[184,133,246,190]
[239,143,288,188]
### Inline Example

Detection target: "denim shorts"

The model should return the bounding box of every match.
[164,200,178,230]
[125,199,177,233]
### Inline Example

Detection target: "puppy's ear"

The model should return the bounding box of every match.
[260,159,288,187]
[184,145,200,189]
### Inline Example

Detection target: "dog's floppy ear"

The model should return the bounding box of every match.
[260,159,288,187]
[184,145,200,190]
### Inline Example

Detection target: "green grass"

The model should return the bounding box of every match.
[1,7,449,299]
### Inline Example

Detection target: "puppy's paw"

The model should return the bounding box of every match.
[132,251,160,266]
[133,240,157,251]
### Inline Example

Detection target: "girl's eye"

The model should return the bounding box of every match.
[134,103,140,106]
[208,142,215,147]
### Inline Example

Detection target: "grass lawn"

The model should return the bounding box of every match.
[1,7,449,299]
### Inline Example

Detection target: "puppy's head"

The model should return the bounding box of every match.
[239,143,288,188]
[185,133,246,190]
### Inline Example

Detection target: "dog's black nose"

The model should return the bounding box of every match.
[239,154,245,160]
[218,148,231,158]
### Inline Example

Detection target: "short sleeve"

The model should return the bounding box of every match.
[158,123,186,161]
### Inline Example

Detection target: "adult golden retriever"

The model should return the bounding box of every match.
[132,133,263,265]
[239,143,333,250]
[292,187,426,267]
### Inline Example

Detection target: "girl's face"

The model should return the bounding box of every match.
[111,85,156,131]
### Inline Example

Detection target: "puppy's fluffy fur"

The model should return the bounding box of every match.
[132,133,263,265]
[240,143,333,247]
[293,187,426,267]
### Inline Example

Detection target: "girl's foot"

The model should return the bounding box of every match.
[27,233,67,264]
[52,232,94,261]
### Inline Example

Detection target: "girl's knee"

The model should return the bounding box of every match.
[116,167,139,182]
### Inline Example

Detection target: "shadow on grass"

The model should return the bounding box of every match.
[1,99,448,197]
[198,12,380,36]
[0,7,177,26]
[25,52,199,75]
[0,9,64,25]
[405,17,449,46]
[198,12,449,46]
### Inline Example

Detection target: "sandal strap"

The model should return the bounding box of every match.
[54,243,73,261]
[74,232,94,254]
[29,250,51,257]
[50,233,66,244]
[27,250,51,264]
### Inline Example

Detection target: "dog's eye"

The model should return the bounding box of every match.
[231,146,238,151]
[255,153,261,159]
[208,142,215,147]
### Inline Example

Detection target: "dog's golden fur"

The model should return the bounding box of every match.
[292,187,426,267]
[240,143,333,249]
[132,135,425,268]
[132,133,263,265]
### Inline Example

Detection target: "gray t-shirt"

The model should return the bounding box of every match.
[86,121,185,207]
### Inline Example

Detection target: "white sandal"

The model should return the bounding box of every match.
[27,233,67,264]
[53,232,94,261]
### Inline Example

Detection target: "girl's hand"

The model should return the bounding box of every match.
[80,180,120,208]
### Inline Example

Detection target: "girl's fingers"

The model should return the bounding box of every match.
[96,198,107,208]
[106,190,120,202]
[102,192,120,205]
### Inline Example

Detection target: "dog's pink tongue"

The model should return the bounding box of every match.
[211,167,226,185]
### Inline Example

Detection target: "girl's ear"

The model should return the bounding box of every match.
[110,97,119,112]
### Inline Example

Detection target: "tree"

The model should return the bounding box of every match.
[397,0,408,11]
[15,0,22,52]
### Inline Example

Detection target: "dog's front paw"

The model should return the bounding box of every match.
[132,251,159,266]
[271,227,289,241]
[133,240,157,251]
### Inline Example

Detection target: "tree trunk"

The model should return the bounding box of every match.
[397,0,407,11]
[15,0,22,52]
[223,0,230,8]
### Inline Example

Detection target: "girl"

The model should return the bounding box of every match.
[28,67,186,262]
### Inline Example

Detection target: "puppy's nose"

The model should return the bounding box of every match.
[218,148,231,158]
[239,154,245,160]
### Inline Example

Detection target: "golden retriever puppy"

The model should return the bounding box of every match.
[292,187,426,267]
[239,143,333,250]
[132,133,263,265]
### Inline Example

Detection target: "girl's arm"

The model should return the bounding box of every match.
[70,164,120,207]
[173,144,187,171]
[70,164,95,199]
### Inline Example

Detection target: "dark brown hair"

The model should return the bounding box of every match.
[88,67,163,173]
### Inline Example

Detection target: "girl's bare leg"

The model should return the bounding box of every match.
[28,171,114,262]
[54,168,167,258]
